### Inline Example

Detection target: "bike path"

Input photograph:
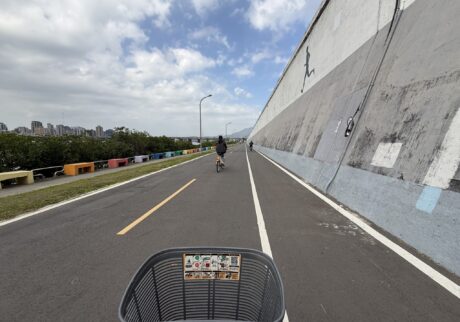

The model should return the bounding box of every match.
[248,148,460,321]
[0,146,260,321]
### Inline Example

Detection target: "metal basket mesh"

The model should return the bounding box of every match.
[119,248,285,322]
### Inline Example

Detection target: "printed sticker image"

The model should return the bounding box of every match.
[217,272,239,280]
[184,272,217,280]
[185,256,193,269]
[183,253,241,281]
[231,256,238,266]
[210,256,219,271]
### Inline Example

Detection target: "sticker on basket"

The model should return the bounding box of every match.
[183,254,241,281]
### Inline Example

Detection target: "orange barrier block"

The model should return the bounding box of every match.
[108,158,129,169]
[64,162,95,176]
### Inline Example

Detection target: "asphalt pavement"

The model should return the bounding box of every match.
[0,144,459,321]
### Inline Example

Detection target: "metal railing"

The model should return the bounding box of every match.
[93,160,109,171]
[32,166,64,179]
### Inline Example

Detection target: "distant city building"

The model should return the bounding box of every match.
[31,121,43,134]
[14,127,31,135]
[96,125,103,137]
[64,126,72,135]
[34,126,45,136]
[46,123,55,136]
[56,124,65,136]
[72,126,85,136]
[0,122,8,132]
[85,129,96,137]
[11,121,115,137]
[104,129,114,138]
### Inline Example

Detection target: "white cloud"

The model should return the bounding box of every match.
[191,0,220,17]
[274,55,289,64]
[0,0,259,136]
[231,7,245,17]
[232,65,254,78]
[125,48,216,84]
[247,0,318,32]
[251,50,272,63]
[234,87,252,98]
[227,57,243,67]
[215,53,227,66]
[189,26,231,49]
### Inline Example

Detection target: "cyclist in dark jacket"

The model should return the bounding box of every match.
[216,135,227,165]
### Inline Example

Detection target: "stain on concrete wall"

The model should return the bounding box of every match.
[370,142,403,168]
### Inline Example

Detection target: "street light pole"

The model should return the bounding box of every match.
[225,122,232,140]
[199,94,212,148]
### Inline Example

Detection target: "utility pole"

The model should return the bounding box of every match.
[225,122,232,140]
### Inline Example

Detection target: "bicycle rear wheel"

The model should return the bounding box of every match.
[216,160,220,173]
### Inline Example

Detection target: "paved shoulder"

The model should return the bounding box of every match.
[248,150,460,321]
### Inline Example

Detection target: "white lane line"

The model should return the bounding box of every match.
[245,147,290,322]
[256,149,460,299]
[246,147,272,257]
[0,153,212,227]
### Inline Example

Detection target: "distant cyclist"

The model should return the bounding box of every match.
[249,141,253,151]
[216,135,227,165]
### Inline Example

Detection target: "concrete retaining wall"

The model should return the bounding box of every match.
[250,0,460,275]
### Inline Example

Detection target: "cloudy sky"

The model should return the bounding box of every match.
[0,0,320,136]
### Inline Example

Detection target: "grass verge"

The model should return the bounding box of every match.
[0,151,212,222]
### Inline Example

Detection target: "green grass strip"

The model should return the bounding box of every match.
[0,151,212,221]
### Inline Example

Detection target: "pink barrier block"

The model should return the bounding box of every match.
[108,158,129,169]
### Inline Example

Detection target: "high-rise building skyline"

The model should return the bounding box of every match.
[46,123,55,136]
[72,126,85,136]
[104,129,114,138]
[56,124,65,136]
[31,121,43,134]
[96,125,103,137]
[14,127,32,135]
[34,127,45,136]
[86,129,96,137]
[2,120,115,137]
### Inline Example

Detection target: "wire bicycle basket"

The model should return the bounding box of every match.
[119,247,285,322]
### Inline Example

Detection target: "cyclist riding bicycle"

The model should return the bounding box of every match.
[216,135,227,166]
[249,140,253,151]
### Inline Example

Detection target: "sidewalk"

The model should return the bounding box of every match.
[0,154,195,198]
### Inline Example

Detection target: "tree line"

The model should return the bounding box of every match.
[0,127,215,172]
